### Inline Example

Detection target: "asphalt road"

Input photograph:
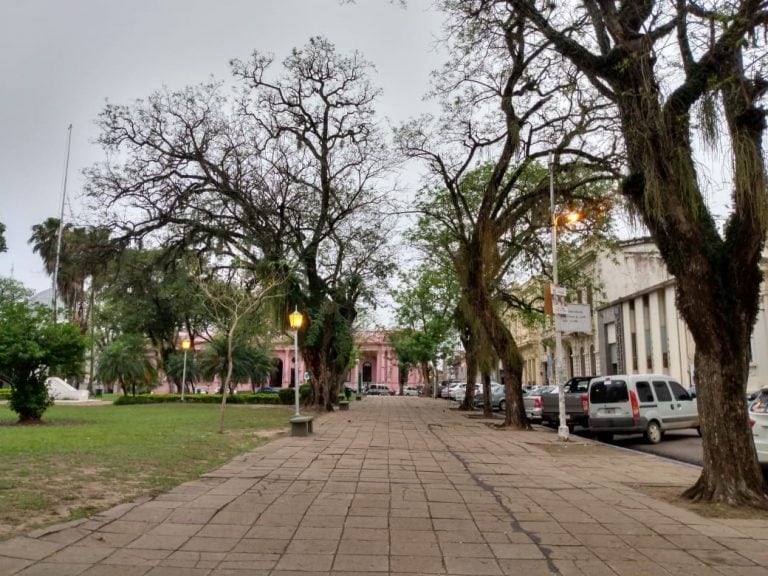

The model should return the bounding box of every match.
[572,427,768,481]
[597,429,704,467]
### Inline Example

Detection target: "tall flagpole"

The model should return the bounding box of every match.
[52,124,72,323]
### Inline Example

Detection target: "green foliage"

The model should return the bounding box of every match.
[0,222,6,253]
[392,264,459,367]
[198,336,273,391]
[0,388,11,399]
[278,387,294,404]
[277,385,311,405]
[165,351,199,390]
[95,248,212,373]
[113,393,282,405]
[29,218,117,330]
[0,278,87,422]
[96,333,157,396]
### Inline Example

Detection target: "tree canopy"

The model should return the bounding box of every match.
[0,277,86,422]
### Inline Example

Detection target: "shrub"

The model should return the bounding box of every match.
[113,393,282,406]
[278,388,294,405]
[9,375,53,421]
[277,385,312,405]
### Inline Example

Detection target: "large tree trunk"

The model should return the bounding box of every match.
[480,372,491,416]
[463,230,528,428]
[685,345,765,505]
[302,301,351,411]
[614,39,768,505]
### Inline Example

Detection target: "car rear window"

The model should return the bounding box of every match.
[590,380,628,404]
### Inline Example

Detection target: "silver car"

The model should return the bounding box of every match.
[749,387,768,464]
[473,382,506,411]
[523,385,556,422]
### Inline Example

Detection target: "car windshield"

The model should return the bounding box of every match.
[750,391,768,414]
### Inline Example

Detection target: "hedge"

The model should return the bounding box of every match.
[0,388,11,400]
[278,384,311,405]
[113,392,283,406]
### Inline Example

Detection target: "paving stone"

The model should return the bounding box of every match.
[273,553,334,571]
[332,554,388,572]
[7,398,768,576]
[81,566,152,576]
[444,555,503,575]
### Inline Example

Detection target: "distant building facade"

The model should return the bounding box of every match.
[157,330,423,394]
[512,238,768,392]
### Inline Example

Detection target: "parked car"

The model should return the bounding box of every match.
[587,374,699,443]
[442,382,465,400]
[473,382,506,411]
[454,383,481,404]
[404,386,420,396]
[540,376,594,431]
[366,384,394,396]
[524,385,556,422]
[439,379,463,399]
[449,383,467,401]
[257,386,281,394]
[749,387,768,464]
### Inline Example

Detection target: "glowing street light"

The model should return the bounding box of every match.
[180,339,191,403]
[549,155,583,442]
[289,308,304,417]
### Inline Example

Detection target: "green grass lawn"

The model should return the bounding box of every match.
[0,402,293,539]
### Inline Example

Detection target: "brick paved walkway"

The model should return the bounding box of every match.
[1,397,767,575]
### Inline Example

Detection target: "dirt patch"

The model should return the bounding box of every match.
[629,483,768,520]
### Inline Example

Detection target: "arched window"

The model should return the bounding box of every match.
[590,345,597,374]
[362,362,373,384]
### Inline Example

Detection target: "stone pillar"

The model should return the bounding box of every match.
[648,291,664,373]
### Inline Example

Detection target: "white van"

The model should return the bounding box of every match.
[587,374,699,443]
[366,384,393,396]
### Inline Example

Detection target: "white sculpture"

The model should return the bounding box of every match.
[45,377,90,401]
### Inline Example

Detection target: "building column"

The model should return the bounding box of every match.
[621,302,633,374]
[665,285,683,381]
[635,297,648,372]
[648,291,664,373]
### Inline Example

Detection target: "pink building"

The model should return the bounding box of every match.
[160,330,424,395]
[269,331,424,393]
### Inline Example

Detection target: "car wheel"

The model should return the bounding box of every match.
[645,420,663,444]
[498,400,506,412]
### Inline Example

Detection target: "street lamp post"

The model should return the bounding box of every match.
[180,339,191,403]
[289,308,304,417]
[550,153,569,442]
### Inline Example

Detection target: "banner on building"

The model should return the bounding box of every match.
[560,303,592,334]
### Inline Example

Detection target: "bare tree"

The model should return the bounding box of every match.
[454,0,768,505]
[87,37,397,411]
[197,270,281,433]
[398,7,617,427]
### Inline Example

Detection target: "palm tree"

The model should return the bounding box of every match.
[198,336,272,393]
[96,334,156,396]
[31,219,119,332]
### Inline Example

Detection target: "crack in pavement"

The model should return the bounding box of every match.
[428,422,562,576]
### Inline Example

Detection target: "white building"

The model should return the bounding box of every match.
[514,238,767,392]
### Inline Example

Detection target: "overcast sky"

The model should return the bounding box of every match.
[0,0,445,293]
